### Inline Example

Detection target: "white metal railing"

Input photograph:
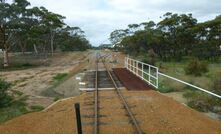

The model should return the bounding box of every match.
[124,57,221,99]
[125,57,158,88]
[158,73,221,99]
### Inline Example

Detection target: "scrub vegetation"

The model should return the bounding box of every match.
[110,12,221,116]
[0,79,45,123]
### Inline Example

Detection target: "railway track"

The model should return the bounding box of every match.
[93,53,143,134]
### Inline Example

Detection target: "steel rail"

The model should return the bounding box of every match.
[94,53,99,134]
[99,55,143,134]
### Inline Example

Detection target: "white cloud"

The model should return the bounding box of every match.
[27,0,221,46]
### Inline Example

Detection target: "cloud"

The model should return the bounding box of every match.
[27,0,221,46]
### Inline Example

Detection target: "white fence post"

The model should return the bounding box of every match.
[133,60,135,73]
[156,68,159,88]
[136,61,138,76]
[124,57,126,68]
[142,63,144,80]
[125,57,158,89]
[148,66,150,85]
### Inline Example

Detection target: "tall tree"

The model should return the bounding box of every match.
[39,7,65,56]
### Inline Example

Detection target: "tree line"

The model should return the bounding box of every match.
[0,0,91,67]
[110,13,221,61]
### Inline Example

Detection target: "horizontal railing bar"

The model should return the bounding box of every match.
[127,57,157,69]
[126,57,158,88]
[159,72,221,99]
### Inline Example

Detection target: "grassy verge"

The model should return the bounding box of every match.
[0,79,44,124]
[183,89,221,113]
[41,73,69,97]
[41,56,88,98]
[158,82,174,93]
[0,100,28,123]
[0,96,45,124]
[0,62,41,71]
[136,55,221,115]
[53,73,68,81]
[53,97,61,102]
[30,105,45,112]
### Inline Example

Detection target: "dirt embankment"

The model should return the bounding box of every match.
[0,90,221,134]
[1,51,91,107]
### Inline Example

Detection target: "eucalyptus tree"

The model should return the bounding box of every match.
[193,15,221,60]
[11,0,36,54]
[0,1,19,67]
[0,0,91,67]
[109,29,129,46]
[55,26,91,51]
[39,7,65,56]
[157,13,197,60]
[109,13,220,62]
[128,24,140,34]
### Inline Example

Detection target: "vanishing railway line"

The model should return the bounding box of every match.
[93,53,143,134]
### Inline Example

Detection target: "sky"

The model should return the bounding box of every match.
[27,0,221,46]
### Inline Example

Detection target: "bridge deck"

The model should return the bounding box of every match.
[113,68,152,91]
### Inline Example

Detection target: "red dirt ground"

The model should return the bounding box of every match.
[113,68,152,91]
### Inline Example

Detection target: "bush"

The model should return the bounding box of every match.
[53,97,61,102]
[141,58,148,64]
[141,49,157,65]
[183,90,221,112]
[158,81,174,93]
[214,71,221,94]
[185,58,208,76]
[148,49,157,65]
[0,79,12,107]
[22,63,34,67]
[30,105,44,111]
[0,100,29,123]
[53,73,68,81]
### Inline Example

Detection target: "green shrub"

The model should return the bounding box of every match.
[0,79,12,107]
[141,49,157,65]
[158,82,174,93]
[22,63,34,67]
[214,71,221,94]
[187,100,211,112]
[53,97,61,102]
[141,58,149,64]
[183,90,221,112]
[147,49,157,65]
[53,73,68,81]
[185,58,208,76]
[30,105,44,111]
[12,90,24,96]
[0,100,29,123]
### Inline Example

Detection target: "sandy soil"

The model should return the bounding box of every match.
[161,92,187,104]
[0,90,221,134]
[1,51,91,107]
